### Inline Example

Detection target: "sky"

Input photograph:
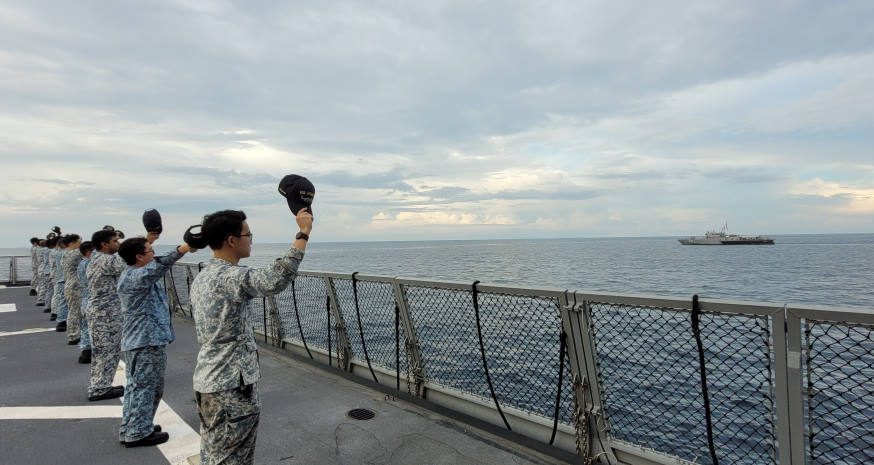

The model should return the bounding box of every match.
[1,1,873,246]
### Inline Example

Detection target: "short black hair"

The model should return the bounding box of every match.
[118,237,148,266]
[79,241,95,256]
[202,210,247,250]
[60,234,80,247]
[30,237,40,245]
[91,229,117,250]
[46,236,59,248]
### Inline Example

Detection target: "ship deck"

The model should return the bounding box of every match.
[0,286,561,465]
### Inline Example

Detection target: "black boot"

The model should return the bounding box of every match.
[36,302,45,307]
[42,308,50,313]
[78,349,91,364]
[124,431,169,448]
[30,289,37,296]
[67,338,80,345]
[50,314,57,321]
[56,321,67,332]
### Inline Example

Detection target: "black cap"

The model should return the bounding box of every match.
[51,226,61,235]
[183,224,208,249]
[278,174,315,216]
[143,209,163,234]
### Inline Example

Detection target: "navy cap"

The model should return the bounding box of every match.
[278,174,315,216]
[143,209,163,234]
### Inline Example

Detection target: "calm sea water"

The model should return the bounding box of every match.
[200,233,873,308]
[6,233,872,308]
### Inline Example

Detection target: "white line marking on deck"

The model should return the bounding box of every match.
[113,361,200,464]
[0,406,122,419]
[0,303,16,312]
[0,328,55,337]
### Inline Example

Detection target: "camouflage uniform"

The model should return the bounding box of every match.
[78,258,92,350]
[52,249,67,319]
[190,247,304,465]
[62,249,83,342]
[39,247,54,309]
[85,251,126,397]
[30,245,39,294]
[117,250,183,442]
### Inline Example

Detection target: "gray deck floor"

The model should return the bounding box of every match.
[0,286,563,464]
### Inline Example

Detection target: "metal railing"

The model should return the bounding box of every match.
[5,256,872,464]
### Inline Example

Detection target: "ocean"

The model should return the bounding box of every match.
[6,233,873,308]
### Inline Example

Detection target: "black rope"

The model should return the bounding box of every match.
[549,330,568,445]
[327,294,332,367]
[395,304,400,391]
[692,295,719,465]
[352,273,378,383]
[291,280,312,359]
[472,281,512,431]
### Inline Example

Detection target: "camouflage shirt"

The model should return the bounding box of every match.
[190,247,304,393]
[117,250,183,351]
[85,251,126,331]
[30,245,39,271]
[78,257,91,302]
[38,247,51,275]
[62,249,83,293]
[42,248,55,276]
[54,249,66,283]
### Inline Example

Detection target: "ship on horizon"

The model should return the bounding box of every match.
[679,223,774,245]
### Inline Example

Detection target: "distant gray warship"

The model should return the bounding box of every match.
[679,223,774,245]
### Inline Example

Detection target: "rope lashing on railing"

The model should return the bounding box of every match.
[290,280,313,359]
[395,304,401,390]
[471,280,512,431]
[351,272,379,383]
[549,330,568,445]
[691,294,719,465]
[326,294,332,367]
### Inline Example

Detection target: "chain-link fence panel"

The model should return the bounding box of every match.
[0,256,11,283]
[403,284,573,424]
[700,312,777,465]
[169,263,191,307]
[590,302,708,462]
[590,302,777,465]
[332,277,407,375]
[273,275,332,356]
[248,297,267,336]
[16,256,34,283]
[804,320,874,465]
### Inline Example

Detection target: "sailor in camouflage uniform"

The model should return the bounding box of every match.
[61,235,83,343]
[116,237,193,447]
[29,238,40,296]
[52,237,71,330]
[190,208,312,465]
[85,229,126,401]
[77,241,95,364]
[40,237,56,313]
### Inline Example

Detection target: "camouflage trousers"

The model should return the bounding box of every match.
[34,273,45,304]
[40,275,52,308]
[120,346,166,442]
[64,287,83,342]
[88,322,122,397]
[52,281,67,320]
[196,383,261,465]
[79,297,91,349]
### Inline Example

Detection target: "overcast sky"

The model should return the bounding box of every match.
[2,1,873,246]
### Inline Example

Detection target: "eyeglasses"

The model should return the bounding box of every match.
[226,232,253,243]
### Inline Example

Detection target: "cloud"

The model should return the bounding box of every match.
[1,1,873,244]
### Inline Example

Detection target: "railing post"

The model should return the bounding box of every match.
[392,279,426,397]
[560,294,618,463]
[772,305,795,465]
[11,256,17,286]
[785,307,806,465]
[266,295,284,347]
[323,277,353,371]
[185,265,195,296]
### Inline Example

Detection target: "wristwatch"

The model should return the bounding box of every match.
[295,232,309,241]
